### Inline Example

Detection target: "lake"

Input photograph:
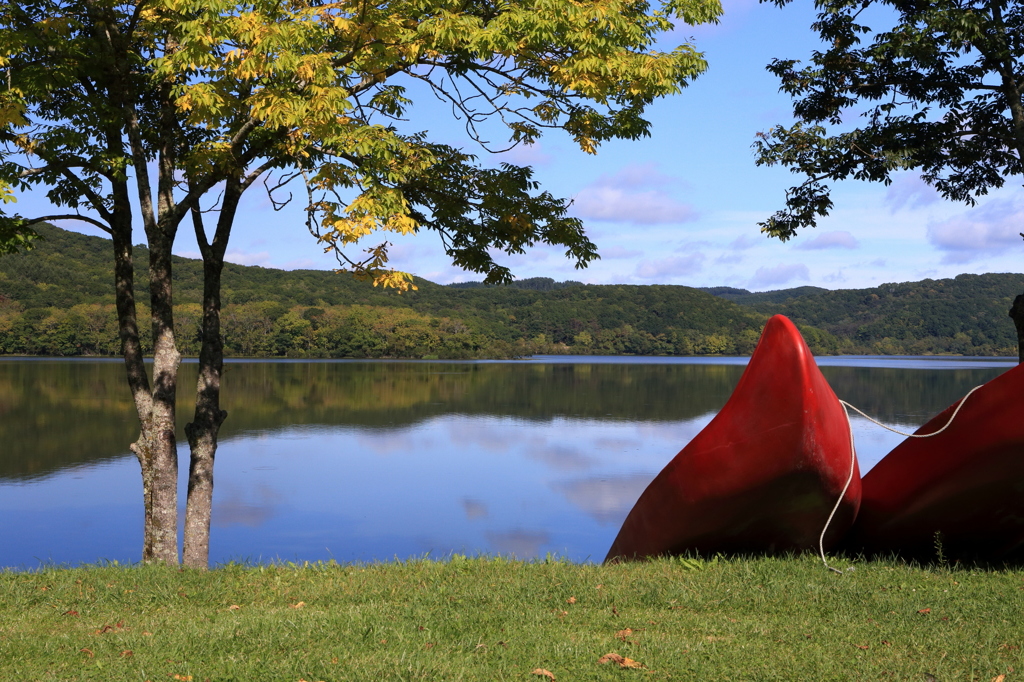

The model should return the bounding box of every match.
[0,355,1014,569]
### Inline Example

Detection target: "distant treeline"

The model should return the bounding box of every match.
[1,224,1021,358]
[0,299,777,359]
[703,274,1024,356]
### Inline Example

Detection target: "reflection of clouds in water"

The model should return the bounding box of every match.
[525,437,595,472]
[850,418,912,474]
[553,474,654,526]
[355,431,434,456]
[213,484,282,528]
[593,437,643,451]
[485,529,550,560]
[461,497,488,520]
[634,418,712,445]
[445,419,513,454]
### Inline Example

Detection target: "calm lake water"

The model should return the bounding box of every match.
[0,355,1015,569]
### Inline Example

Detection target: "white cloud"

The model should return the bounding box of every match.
[601,245,644,259]
[885,174,941,212]
[748,263,810,288]
[728,234,760,250]
[224,250,272,267]
[572,163,697,225]
[282,257,321,270]
[635,253,705,279]
[824,269,847,283]
[574,187,697,224]
[926,198,1024,264]
[796,230,859,250]
[496,142,552,167]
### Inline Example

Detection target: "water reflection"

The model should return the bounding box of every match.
[0,357,1011,568]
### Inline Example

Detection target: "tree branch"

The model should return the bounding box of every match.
[24,214,112,234]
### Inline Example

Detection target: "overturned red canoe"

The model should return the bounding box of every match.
[846,362,1024,562]
[605,315,860,562]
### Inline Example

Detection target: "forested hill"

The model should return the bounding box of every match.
[0,225,775,358]
[705,276,1024,356]
[1,225,1020,358]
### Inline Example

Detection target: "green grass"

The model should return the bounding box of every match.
[2,554,1023,681]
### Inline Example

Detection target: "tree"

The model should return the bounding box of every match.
[753,0,1024,362]
[0,0,721,566]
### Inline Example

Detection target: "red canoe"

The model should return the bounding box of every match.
[605,315,860,562]
[846,362,1024,562]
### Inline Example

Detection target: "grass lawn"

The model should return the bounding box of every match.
[1,554,1022,680]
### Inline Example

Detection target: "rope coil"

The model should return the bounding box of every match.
[817,384,984,574]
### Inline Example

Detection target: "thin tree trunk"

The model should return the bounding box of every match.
[182,179,238,568]
[182,246,228,568]
[1010,293,1024,364]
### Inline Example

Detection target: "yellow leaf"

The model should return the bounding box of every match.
[531,669,555,680]
[290,601,306,608]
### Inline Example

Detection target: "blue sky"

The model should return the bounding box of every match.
[20,0,1024,291]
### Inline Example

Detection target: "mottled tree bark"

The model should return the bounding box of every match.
[1010,294,1024,364]
[182,179,239,568]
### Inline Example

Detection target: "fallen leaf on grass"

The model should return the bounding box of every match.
[227,605,241,611]
[63,610,79,617]
[881,641,891,646]
[172,676,193,681]
[290,601,306,609]
[992,676,1006,682]
[79,648,94,658]
[532,668,556,680]
[566,597,577,604]
[856,645,869,650]
[599,653,644,668]
[120,650,133,658]
[424,642,436,649]
[917,608,931,615]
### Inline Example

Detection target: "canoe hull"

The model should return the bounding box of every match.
[605,315,860,562]
[846,363,1024,562]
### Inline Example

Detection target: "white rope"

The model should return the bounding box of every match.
[819,400,858,575]
[839,384,984,438]
[817,384,984,574]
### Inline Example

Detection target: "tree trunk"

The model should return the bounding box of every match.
[182,179,238,568]
[1010,293,1024,364]
[110,195,180,564]
[183,253,227,568]
[141,226,182,564]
